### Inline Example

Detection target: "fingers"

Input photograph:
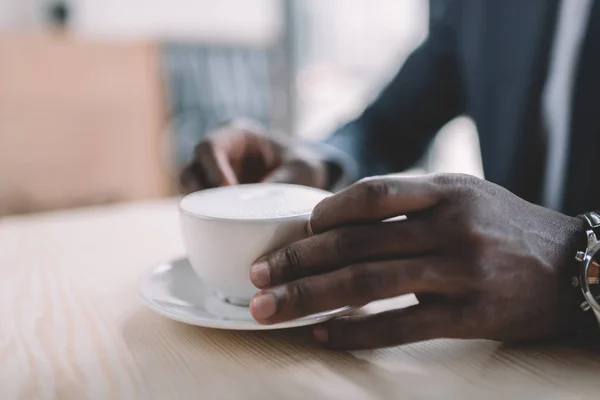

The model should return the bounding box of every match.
[314,302,465,350]
[177,120,332,191]
[310,176,442,234]
[179,164,205,194]
[263,147,328,188]
[178,120,266,192]
[263,160,327,188]
[250,257,454,324]
[194,141,239,187]
[262,164,301,184]
[250,218,437,288]
[179,140,238,192]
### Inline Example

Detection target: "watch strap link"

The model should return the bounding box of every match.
[580,211,600,232]
[576,212,600,336]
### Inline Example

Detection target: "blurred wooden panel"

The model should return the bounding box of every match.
[0,34,172,216]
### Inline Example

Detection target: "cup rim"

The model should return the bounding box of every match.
[178,183,331,223]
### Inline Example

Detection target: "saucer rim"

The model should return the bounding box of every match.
[138,258,357,331]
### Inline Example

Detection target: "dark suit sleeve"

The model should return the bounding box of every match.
[322,1,464,181]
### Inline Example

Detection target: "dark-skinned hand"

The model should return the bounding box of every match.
[248,173,588,350]
[179,120,329,193]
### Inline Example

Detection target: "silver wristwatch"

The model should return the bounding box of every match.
[574,212,600,324]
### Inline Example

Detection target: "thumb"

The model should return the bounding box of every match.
[262,162,300,184]
[192,141,239,188]
[262,159,327,188]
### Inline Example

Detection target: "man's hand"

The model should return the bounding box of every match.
[248,173,587,350]
[179,120,329,193]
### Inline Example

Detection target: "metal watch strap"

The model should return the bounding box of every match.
[580,212,600,233]
[576,212,600,335]
[575,212,600,266]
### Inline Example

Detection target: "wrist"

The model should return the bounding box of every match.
[323,160,343,191]
[301,142,358,192]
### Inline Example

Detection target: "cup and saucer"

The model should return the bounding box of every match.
[139,184,357,330]
[139,258,356,330]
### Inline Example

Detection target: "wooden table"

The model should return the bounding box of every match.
[2,200,600,399]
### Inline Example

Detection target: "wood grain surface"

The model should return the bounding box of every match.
[1,200,599,400]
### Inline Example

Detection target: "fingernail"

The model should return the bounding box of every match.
[250,292,277,321]
[307,222,314,236]
[313,326,329,343]
[250,260,271,287]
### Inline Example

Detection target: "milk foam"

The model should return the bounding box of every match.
[180,184,331,219]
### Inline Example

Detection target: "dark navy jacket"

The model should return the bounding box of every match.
[324,0,600,216]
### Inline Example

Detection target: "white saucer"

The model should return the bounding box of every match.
[138,258,356,330]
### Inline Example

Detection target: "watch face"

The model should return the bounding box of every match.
[585,252,600,303]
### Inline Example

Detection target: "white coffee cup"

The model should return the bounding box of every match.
[179,183,331,306]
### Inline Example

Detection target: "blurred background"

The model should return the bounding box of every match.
[0,0,482,217]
